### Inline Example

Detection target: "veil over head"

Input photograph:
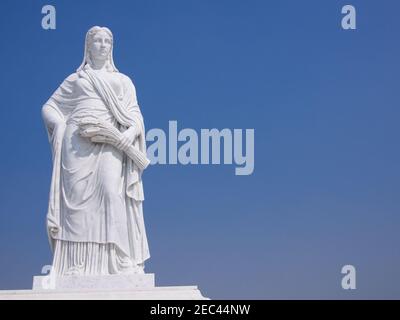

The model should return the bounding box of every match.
[76,26,119,72]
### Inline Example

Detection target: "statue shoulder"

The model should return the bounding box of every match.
[64,72,80,83]
[118,72,136,87]
[54,72,80,89]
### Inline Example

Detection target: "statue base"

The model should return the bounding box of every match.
[0,274,209,300]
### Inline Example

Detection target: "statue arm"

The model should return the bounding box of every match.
[41,103,65,137]
[118,74,144,149]
[123,125,141,139]
[41,72,77,136]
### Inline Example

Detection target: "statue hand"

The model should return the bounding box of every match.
[117,127,136,151]
[50,227,59,237]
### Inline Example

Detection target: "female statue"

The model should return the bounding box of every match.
[41,26,150,276]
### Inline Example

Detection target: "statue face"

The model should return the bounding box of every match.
[88,31,112,61]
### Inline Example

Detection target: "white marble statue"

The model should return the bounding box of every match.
[41,26,151,276]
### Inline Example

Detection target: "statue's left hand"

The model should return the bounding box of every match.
[117,127,137,151]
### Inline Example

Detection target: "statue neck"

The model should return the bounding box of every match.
[90,58,108,71]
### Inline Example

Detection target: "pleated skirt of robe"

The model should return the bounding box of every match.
[51,239,144,276]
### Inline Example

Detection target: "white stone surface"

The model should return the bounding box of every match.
[32,274,155,291]
[0,286,208,300]
[0,274,209,300]
[42,26,150,275]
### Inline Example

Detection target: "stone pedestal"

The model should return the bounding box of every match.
[0,274,209,300]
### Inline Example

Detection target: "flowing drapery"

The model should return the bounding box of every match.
[42,69,150,274]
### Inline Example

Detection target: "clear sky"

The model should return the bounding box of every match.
[0,0,399,299]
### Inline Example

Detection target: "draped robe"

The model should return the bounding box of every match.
[42,68,150,275]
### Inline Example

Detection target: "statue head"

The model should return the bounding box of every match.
[77,26,118,72]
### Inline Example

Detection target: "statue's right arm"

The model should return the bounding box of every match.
[41,104,65,137]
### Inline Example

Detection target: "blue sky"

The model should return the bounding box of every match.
[0,0,400,299]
